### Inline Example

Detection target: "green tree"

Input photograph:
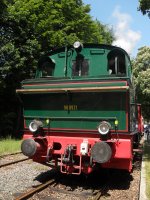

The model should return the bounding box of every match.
[0,0,31,137]
[0,0,115,138]
[8,0,114,48]
[0,0,8,77]
[132,46,150,120]
[0,0,115,79]
[138,0,150,18]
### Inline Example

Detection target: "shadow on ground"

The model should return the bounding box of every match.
[34,167,133,194]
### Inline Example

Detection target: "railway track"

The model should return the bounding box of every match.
[92,184,109,200]
[1,144,143,200]
[14,169,110,200]
[17,161,141,200]
[0,157,30,168]
[15,179,56,200]
[0,152,30,168]
[14,178,107,200]
[0,151,22,158]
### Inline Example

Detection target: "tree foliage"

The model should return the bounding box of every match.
[1,0,115,79]
[8,0,114,47]
[132,46,150,120]
[138,0,150,18]
[0,0,115,137]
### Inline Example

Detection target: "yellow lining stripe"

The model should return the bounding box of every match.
[16,86,129,94]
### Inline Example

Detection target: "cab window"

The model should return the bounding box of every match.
[38,57,55,77]
[72,54,89,76]
[42,61,55,76]
[107,49,126,75]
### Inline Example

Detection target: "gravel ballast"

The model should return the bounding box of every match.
[0,159,51,200]
[0,150,142,200]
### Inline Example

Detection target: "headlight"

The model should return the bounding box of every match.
[73,41,81,49]
[29,120,43,133]
[98,121,111,135]
[73,41,83,51]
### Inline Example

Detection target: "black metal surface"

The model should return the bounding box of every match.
[21,139,37,157]
[91,142,112,163]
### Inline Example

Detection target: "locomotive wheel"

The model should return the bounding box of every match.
[91,142,112,163]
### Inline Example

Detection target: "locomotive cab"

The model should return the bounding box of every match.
[35,42,130,79]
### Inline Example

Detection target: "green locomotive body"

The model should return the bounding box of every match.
[17,42,142,174]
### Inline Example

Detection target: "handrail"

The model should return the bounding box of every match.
[24,116,117,121]
[16,86,129,94]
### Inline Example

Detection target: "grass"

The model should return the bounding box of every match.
[144,139,150,199]
[0,137,22,155]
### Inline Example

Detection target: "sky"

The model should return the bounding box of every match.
[83,0,150,57]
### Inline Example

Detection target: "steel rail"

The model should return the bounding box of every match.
[15,179,56,200]
[92,183,109,200]
[0,158,30,168]
[0,152,22,159]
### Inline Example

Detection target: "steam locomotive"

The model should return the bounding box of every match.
[17,41,143,175]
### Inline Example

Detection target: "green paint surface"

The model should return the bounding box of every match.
[23,92,127,130]
[20,44,132,132]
